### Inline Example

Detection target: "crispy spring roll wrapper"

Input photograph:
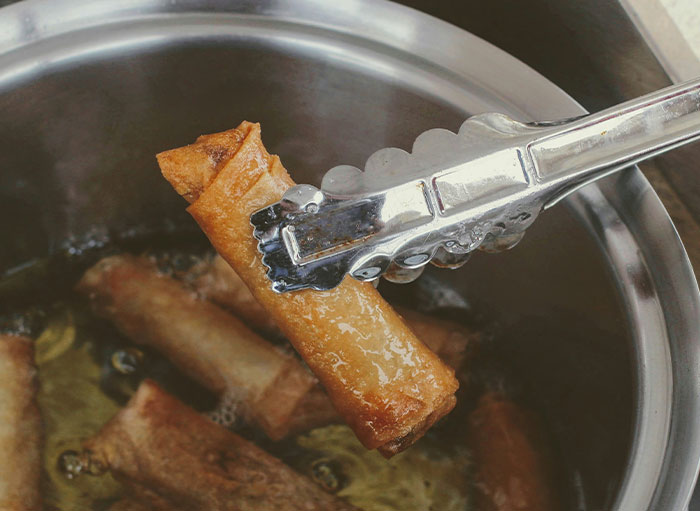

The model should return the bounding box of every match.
[76,254,316,441]
[86,380,357,511]
[468,392,560,511]
[158,122,459,455]
[0,334,41,511]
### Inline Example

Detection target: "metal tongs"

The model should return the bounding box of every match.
[251,78,700,292]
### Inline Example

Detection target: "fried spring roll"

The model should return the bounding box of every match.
[199,255,476,370]
[158,122,459,455]
[468,392,560,511]
[192,254,478,369]
[193,254,476,435]
[86,380,357,511]
[284,305,477,436]
[0,334,41,511]
[76,254,316,441]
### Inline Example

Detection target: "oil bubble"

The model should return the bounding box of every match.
[57,449,106,479]
[57,450,83,480]
[110,348,144,374]
[207,390,243,428]
[311,458,346,493]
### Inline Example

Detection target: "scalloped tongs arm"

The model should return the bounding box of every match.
[251,78,700,293]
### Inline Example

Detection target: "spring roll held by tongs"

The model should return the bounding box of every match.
[191,254,476,432]
[159,123,459,456]
[248,79,700,292]
[193,254,476,371]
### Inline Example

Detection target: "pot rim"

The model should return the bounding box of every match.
[1,0,699,509]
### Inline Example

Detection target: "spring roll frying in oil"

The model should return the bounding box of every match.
[76,254,316,441]
[158,121,459,456]
[86,380,357,511]
[468,392,560,511]
[0,334,41,511]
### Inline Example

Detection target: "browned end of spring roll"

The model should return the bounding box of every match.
[76,254,316,441]
[158,122,458,455]
[468,392,560,511]
[86,380,357,511]
[196,255,476,371]
[0,334,41,511]
[192,254,280,335]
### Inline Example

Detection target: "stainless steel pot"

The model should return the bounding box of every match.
[1,1,699,509]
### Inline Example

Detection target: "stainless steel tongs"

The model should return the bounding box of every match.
[251,78,700,292]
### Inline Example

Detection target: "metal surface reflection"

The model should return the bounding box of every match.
[0,1,697,510]
[253,79,700,292]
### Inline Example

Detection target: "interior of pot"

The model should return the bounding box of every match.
[0,11,636,510]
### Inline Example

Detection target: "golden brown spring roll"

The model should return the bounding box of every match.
[193,253,476,435]
[191,255,477,368]
[468,392,560,511]
[76,254,316,441]
[158,121,459,456]
[86,380,357,511]
[0,334,41,511]
[192,254,479,369]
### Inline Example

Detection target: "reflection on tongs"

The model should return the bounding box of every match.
[251,78,700,292]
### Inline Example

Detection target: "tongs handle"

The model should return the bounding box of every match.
[534,77,700,208]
